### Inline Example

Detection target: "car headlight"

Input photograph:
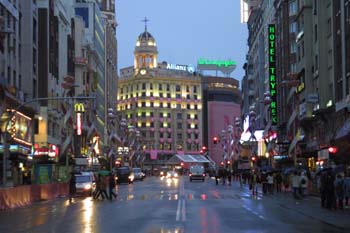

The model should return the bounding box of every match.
[129,175,134,181]
[174,173,178,177]
[84,184,92,190]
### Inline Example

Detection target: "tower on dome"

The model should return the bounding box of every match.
[134,17,158,70]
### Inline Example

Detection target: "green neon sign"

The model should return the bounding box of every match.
[268,24,278,125]
[198,58,236,67]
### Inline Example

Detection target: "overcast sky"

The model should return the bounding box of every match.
[116,0,248,83]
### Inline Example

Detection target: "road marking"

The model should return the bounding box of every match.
[242,205,265,220]
[176,199,181,221]
[181,199,186,221]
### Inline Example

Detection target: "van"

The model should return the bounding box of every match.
[189,164,205,182]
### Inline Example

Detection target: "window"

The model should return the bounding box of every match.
[177,123,182,129]
[175,85,181,92]
[290,22,297,33]
[194,95,197,100]
[176,104,181,109]
[291,42,297,53]
[187,104,190,109]
[166,84,170,91]
[142,102,146,107]
[177,113,182,119]
[150,83,153,90]
[176,94,181,99]
[159,84,162,90]
[186,86,190,92]
[186,94,190,99]
[141,112,146,117]
[150,132,155,138]
[141,122,146,127]
[289,1,297,16]
[167,93,171,98]
[167,103,171,108]
[193,86,197,93]
[142,83,146,90]
[314,24,317,42]
[160,132,164,138]
[177,133,182,140]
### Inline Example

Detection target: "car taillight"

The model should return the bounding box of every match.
[202,173,206,176]
[189,173,192,176]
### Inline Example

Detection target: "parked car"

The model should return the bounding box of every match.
[189,165,205,182]
[75,172,96,196]
[159,167,169,177]
[115,166,134,184]
[133,167,145,181]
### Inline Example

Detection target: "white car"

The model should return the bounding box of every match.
[133,168,145,180]
[75,172,96,196]
[189,165,205,182]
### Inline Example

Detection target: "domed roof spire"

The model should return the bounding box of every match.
[142,16,149,34]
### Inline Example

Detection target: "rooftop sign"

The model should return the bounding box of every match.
[166,63,195,73]
[197,58,236,75]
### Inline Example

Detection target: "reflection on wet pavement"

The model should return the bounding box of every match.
[82,198,94,233]
[146,226,184,233]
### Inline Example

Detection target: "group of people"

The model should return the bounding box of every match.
[319,172,350,210]
[68,172,118,202]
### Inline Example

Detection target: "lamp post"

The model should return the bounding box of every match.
[1,96,95,187]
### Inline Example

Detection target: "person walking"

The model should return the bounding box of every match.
[319,172,328,207]
[95,174,108,200]
[334,174,345,210]
[344,174,350,206]
[108,174,117,200]
[299,172,308,197]
[250,171,259,196]
[291,171,300,199]
[69,173,76,203]
[275,172,282,193]
[215,167,219,185]
[267,173,274,195]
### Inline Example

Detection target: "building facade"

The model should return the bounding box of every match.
[202,76,241,166]
[118,28,203,169]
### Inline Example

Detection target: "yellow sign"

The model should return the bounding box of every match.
[74,103,85,112]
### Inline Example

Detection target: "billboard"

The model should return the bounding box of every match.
[207,101,241,165]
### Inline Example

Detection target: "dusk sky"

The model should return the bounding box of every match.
[116,0,248,84]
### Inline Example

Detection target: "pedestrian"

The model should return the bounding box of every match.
[108,174,117,200]
[325,171,336,210]
[227,168,232,185]
[299,172,308,197]
[319,172,327,207]
[69,173,76,202]
[215,167,219,185]
[334,174,345,210]
[95,174,108,200]
[250,171,258,196]
[344,174,350,206]
[267,173,274,195]
[275,172,282,193]
[291,171,300,199]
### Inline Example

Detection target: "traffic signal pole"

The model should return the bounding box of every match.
[2,96,95,187]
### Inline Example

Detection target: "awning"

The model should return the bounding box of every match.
[168,154,210,163]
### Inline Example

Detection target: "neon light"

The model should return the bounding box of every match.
[197,58,236,67]
[268,24,278,125]
[76,113,82,135]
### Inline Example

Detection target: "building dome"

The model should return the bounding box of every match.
[134,28,158,70]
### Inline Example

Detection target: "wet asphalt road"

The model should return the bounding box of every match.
[0,176,349,233]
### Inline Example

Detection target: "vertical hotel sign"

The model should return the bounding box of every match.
[268,24,277,125]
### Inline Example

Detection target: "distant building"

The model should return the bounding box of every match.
[202,76,241,165]
[118,27,203,169]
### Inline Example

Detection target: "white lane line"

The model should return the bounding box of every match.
[176,199,182,221]
[181,199,186,222]
[242,205,265,220]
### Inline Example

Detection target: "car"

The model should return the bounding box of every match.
[133,167,145,181]
[75,172,96,196]
[115,166,134,184]
[159,168,169,177]
[166,170,179,179]
[189,165,205,182]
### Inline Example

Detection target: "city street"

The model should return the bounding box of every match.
[1,176,350,233]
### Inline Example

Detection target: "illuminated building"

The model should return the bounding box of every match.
[118,26,202,168]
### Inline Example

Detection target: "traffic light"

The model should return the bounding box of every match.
[227,160,231,165]
[213,136,218,144]
[328,147,338,154]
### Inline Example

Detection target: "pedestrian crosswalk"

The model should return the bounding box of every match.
[114,190,263,202]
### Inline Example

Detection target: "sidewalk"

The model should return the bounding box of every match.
[236,181,350,230]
